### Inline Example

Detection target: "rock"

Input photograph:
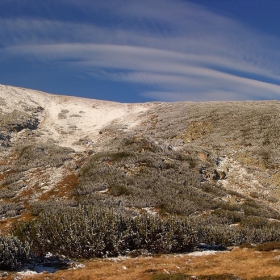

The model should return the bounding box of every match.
[214,169,227,180]
[64,161,78,170]
[197,243,228,251]
[9,117,40,132]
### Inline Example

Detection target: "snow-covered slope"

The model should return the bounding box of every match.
[0,84,154,151]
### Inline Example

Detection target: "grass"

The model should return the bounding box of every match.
[151,274,241,280]
[4,248,280,280]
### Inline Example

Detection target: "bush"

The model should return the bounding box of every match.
[0,234,31,271]
[251,277,280,280]
[13,204,280,259]
[13,144,74,171]
[151,273,188,280]
[255,241,280,251]
[13,206,198,258]
[0,202,25,218]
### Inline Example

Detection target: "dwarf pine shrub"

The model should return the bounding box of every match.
[0,234,31,271]
[12,204,280,259]
[13,206,199,258]
[13,144,74,171]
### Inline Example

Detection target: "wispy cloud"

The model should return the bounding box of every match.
[1,0,280,101]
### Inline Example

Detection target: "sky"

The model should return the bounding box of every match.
[1,0,280,103]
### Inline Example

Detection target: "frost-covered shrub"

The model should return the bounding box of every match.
[13,144,74,171]
[0,202,24,218]
[13,206,198,258]
[0,189,16,199]
[0,172,25,187]
[29,200,78,216]
[0,234,31,271]
[239,217,280,244]
[75,150,206,215]
[12,204,280,259]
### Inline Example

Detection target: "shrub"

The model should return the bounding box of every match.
[151,273,188,280]
[13,144,73,171]
[212,209,243,223]
[0,202,25,218]
[255,241,280,251]
[12,204,280,259]
[198,274,241,280]
[13,206,198,258]
[0,234,31,271]
[251,277,280,280]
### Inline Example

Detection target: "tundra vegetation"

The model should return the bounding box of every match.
[0,96,280,274]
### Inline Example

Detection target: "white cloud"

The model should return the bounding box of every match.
[1,0,280,101]
[142,91,250,102]
[4,42,280,101]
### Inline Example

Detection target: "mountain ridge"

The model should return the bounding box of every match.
[0,84,156,151]
[0,83,280,247]
[1,84,280,213]
[0,84,280,273]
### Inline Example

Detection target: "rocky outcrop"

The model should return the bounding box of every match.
[8,117,40,132]
[200,167,227,181]
[214,169,227,180]
[0,106,44,147]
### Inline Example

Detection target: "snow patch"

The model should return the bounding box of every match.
[188,250,229,257]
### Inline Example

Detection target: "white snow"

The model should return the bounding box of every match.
[15,270,39,280]
[188,250,229,256]
[217,155,268,198]
[71,263,86,270]
[142,207,158,215]
[0,84,155,151]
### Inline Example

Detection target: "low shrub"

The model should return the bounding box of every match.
[13,206,198,258]
[251,277,280,280]
[13,203,280,259]
[255,241,280,251]
[0,234,31,271]
[0,202,25,218]
[151,273,188,280]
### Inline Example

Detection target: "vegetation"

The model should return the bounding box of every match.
[150,274,241,280]
[1,98,280,275]
[11,204,280,262]
[251,278,280,280]
[13,206,198,258]
[13,143,74,171]
[0,234,31,271]
[254,241,280,251]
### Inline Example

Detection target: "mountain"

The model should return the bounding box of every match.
[0,84,280,270]
[0,84,152,151]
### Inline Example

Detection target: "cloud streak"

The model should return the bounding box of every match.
[1,0,280,101]
[6,43,280,101]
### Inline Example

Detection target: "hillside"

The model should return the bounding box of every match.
[0,84,280,276]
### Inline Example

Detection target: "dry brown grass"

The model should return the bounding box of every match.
[6,248,280,280]
[0,211,34,235]
[39,173,78,200]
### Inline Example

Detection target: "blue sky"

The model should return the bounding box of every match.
[1,0,280,103]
